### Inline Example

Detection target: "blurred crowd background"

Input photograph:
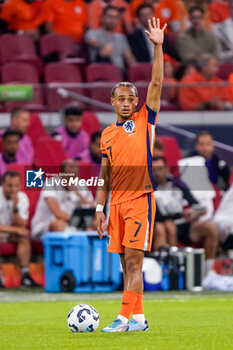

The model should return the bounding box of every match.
[0,0,232,111]
[0,0,233,288]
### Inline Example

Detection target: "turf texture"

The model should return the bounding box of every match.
[0,295,233,350]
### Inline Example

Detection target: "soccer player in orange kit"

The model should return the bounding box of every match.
[96,17,166,332]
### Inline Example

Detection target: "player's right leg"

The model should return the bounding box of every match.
[101,204,129,332]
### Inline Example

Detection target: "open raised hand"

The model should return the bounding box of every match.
[145,17,167,45]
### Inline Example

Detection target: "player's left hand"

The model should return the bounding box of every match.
[145,17,167,45]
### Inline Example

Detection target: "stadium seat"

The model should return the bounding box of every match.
[0,242,16,256]
[77,160,100,197]
[161,85,180,111]
[0,34,41,72]
[40,33,77,61]
[128,63,152,82]
[34,136,68,168]
[44,62,86,111]
[85,63,123,111]
[82,111,101,137]
[1,62,45,112]
[128,63,179,110]
[27,113,48,148]
[166,31,179,47]
[217,62,233,80]
[128,63,152,109]
[158,136,182,176]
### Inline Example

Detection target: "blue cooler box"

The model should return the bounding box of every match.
[42,232,121,293]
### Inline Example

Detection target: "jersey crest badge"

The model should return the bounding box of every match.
[123,120,135,133]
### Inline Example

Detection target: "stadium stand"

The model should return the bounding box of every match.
[217,62,233,80]
[26,113,48,149]
[82,111,101,137]
[34,136,68,168]
[158,136,182,177]
[0,34,42,72]
[1,62,45,112]
[44,62,85,111]
[39,33,77,61]
[0,0,233,291]
[86,63,123,110]
[128,63,151,109]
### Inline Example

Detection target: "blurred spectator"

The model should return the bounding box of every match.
[0,0,44,40]
[0,170,39,287]
[209,0,229,24]
[153,139,165,157]
[177,0,189,31]
[127,4,180,62]
[0,108,34,165]
[192,130,230,191]
[31,159,95,240]
[179,54,232,111]
[87,131,102,168]
[51,106,90,161]
[174,60,196,80]
[175,5,219,62]
[42,0,87,43]
[130,0,180,32]
[10,108,34,164]
[85,6,136,70]
[88,0,133,34]
[213,183,233,249]
[212,0,233,62]
[152,156,218,274]
[0,129,30,178]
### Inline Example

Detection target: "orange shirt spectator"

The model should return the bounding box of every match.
[179,54,232,111]
[130,0,180,32]
[209,0,229,24]
[177,0,188,31]
[0,0,44,31]
[228,73,233,100]
[43,0,87,42]
[88,0,133,34]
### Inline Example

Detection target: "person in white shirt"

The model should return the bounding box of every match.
[0,170,39,287]
[31,159,95,240]
[213,183,233,247]
[212,0,233,62]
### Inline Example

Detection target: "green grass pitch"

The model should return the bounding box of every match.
[0,293,233,350]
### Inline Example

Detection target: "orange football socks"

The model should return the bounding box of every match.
[132,291,144,315]
[119,290,138,319]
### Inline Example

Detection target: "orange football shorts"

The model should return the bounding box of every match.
[107,193,156,253]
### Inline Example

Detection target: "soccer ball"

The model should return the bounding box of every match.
[67,304,100,333]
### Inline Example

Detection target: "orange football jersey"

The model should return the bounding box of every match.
[101,104,158,205]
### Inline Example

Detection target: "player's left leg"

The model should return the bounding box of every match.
[120,247,149,332]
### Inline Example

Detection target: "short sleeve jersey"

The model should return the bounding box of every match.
[101,104,158,205]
